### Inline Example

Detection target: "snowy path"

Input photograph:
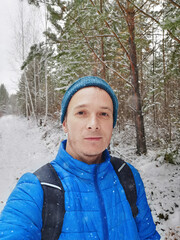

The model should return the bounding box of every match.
[0,115,53,211]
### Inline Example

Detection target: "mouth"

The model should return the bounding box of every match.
[84,137,102,141]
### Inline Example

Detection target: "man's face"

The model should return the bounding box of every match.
[63,87,114,164]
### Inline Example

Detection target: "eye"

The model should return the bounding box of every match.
[101,112,109,117]
[77,111,85,115]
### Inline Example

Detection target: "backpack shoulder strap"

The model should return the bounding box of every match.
[34,163,65,240]
[110,156,138,218]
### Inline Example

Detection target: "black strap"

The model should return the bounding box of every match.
[34,163,65,240]
[110,156,138,218]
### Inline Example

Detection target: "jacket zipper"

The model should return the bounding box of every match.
[94,166,109,240]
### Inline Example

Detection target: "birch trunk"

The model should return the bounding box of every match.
[43,2,48,126]
[24,70,36,118]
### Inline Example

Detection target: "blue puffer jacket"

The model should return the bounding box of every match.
[0,140,160,239]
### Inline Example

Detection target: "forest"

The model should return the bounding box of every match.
[3,0,179,158]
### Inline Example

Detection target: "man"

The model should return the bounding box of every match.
[0,76,160,239]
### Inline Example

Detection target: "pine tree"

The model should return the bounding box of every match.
[24,0,179,152]
[0,84,9,114]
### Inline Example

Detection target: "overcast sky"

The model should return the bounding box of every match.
[0,0,45,95]
[0,0,19,94]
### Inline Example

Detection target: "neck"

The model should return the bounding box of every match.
[79,154,102,165]
[65,141,103,165]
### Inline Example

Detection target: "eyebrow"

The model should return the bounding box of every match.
[74,104,113,112]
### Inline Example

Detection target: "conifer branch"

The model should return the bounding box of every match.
[168,0,180,9]
[88,0,131,63]
[128,0,180,44]
[71,17,133,88]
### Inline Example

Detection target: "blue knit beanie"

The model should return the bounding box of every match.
[61,76,118,128]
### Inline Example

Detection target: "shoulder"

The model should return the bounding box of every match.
[0,172,43,239]
[8,172,44,204]
[3,172,44,219]
[126,162,145,197]
[110,156,141,184]
[110,156,145,200]
[126,162,140,180]
[110,156,144,198]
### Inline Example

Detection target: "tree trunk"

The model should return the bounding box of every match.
[100,36,106,79]
[44,58,48,126]
[24,70,36,118]
[43,3,48,126]
[100,0,106,79]
[93,54,98,76]
[126,4,147,154]
[25,81,29,120]
[34,58,37,116]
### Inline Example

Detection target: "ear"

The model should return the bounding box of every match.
[62,119,68,133]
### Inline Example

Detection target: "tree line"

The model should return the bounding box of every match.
[15,0,179,155]
[0,84,18,116]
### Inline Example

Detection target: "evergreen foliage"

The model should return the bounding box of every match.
[0,84,9,114]
[17,0,179,152]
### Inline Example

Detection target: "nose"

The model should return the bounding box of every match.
[87,115,100,131]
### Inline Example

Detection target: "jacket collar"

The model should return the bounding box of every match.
[55,140,111,179]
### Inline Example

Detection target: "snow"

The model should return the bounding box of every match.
[0,115,180,239]
[0,115,53,210]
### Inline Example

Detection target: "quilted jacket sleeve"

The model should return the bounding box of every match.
[0,173,43,239]
[128,164,161,240]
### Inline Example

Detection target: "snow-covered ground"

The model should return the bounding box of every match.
[0,115,54,211]
[0,115,179,239]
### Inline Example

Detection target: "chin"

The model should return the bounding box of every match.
[83,147,104,156]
